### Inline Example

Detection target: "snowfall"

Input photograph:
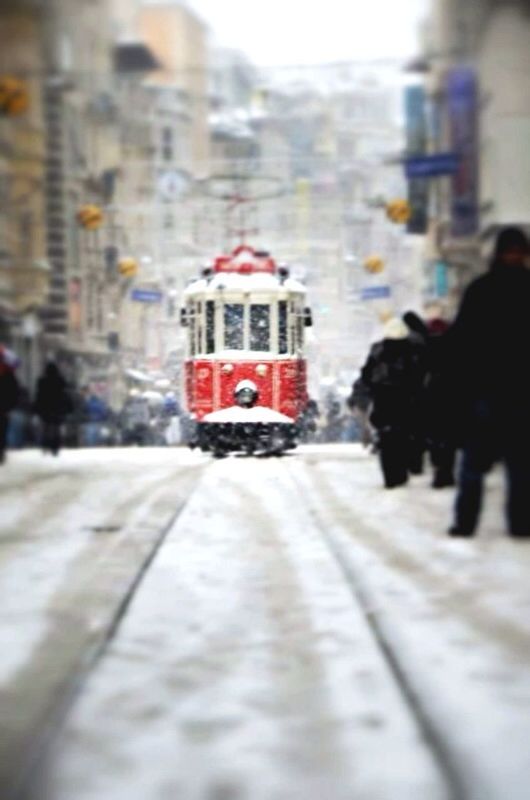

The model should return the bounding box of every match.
[1,445,530,800]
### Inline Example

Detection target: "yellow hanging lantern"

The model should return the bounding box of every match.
[364,255,385,274]
[0,75,29,117]
[386,198,411,224]
[77,204,104,230]
[118,257,138,278]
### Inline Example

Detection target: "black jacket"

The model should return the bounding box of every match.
[0,370,19,415]
[360,337,427,431]
[34,365,73,423]
[447,263,530,453]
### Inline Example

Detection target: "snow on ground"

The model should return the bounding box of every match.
[0,447,207,795]
[4,444,530,800]
[0,448,204,686]
[292,444,530,799]
[41,454,448,800]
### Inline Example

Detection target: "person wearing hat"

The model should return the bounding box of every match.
[447,226,530,537]
[359,316,427,488]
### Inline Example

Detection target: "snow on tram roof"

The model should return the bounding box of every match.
[184,271,306,296]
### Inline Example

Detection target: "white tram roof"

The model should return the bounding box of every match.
[183,271,306,298]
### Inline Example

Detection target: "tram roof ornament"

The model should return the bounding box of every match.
[214,245,276,275]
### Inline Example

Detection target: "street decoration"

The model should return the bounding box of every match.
[76,204,104,230]
[118,257,138,278]
[0,76,29,116]
[385,199,411,224]
[364,255,385,274]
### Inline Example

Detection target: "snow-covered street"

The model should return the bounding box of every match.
[2,445,530,800]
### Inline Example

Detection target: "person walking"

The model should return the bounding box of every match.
[81,389,110,446]
[360,316,427,488]
[0,345,20,464]
[34,360,73,455]
[447,226,530,537]
[403,311,456,488]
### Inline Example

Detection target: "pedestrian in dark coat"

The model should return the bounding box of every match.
[360,317,427,488]
[34,361,73,455]
[447,226,530,537]
[403,311,456,488]
[0,345,20,464]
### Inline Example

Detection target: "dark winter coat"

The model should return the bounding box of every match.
[0,369,19,415]
[347,377,371,413]
[447,262,530,459]
[34,364,73,424]
[360,337,427,433]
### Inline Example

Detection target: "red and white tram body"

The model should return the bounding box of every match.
[182,245,312,454]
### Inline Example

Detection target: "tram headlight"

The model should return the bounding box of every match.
[234,379,259,408]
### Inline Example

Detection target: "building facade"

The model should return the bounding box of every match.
[418,0,530,309]
[0,0,49,385]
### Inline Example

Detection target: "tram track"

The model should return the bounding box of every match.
[288,451,530,800]
[2,458,206,800]
[9,450,526,799]
[284,458,465,800]
[32,454,451,800]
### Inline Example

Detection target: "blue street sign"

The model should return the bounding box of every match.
[131,288,163,303]
[405,152,460,179]
[361,285,391,301]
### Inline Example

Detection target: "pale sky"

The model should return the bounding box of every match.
[187,0,428,67]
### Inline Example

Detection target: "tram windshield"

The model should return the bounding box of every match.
[250,304,270,351]
[224,303,244,349]
[196,298,300,354]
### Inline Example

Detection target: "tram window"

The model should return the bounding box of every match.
[188,303,196,356]
[250,304,270,351]
[206,300,215,353]
[278,301,288,354]
[224,303,244,349]
[290,326,296,354]
[297,313,304,350]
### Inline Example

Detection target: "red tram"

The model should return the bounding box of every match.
[181,245,313,455]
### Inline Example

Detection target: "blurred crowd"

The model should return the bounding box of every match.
[0,354,184,464]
